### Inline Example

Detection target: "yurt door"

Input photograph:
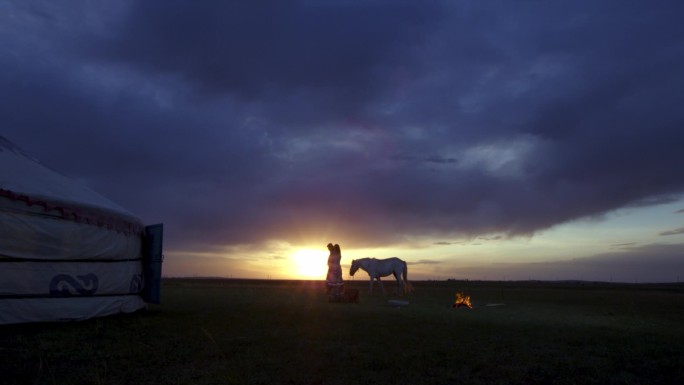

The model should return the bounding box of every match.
[143,223,164,304]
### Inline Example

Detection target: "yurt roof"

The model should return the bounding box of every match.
[0,135,143,235]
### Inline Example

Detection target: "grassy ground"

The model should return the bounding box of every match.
[1,279,683,385]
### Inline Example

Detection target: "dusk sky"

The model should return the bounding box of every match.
[2,1,683,282]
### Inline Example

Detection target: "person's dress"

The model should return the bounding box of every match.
[326,253,342,284]
[326,247,343,301]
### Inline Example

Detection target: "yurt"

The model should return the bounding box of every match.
[0,135,162,324]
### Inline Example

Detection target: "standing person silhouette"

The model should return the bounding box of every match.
[326,243,343,292]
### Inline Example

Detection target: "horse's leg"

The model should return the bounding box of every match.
[368,277,374,294]
[402,261,410,295]
[377,277,386,295]
[393,272,403,294]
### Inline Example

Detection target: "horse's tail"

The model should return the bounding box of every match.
[402,261,413,294]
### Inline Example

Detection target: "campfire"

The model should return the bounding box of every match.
[452,292,473,308]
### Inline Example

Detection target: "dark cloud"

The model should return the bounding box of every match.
[2,1,684,254]
[408,259,442,266]
[90,1,444,121]
[611,242,639,249]
[479,236,503,241]
[660,227,684,236]
[452,243,684,283]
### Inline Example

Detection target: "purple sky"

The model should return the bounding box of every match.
[2,1,683,281]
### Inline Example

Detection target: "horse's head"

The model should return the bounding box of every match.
[349,259,359,276]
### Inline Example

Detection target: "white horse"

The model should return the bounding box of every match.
[349,257,410,295]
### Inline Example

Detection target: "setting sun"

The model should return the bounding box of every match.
[290,248,327,279]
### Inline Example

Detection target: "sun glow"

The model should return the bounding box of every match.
[290,248,327,279]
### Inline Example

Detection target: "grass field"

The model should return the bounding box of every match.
[2,279,683,385]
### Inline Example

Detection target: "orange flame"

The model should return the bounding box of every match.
[453,292,472,308]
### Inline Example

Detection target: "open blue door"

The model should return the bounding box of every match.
[142,223,163,304]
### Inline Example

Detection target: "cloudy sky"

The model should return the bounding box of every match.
[2,1,683,282]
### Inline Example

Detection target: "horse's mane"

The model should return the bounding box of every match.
[354,257,373,263]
